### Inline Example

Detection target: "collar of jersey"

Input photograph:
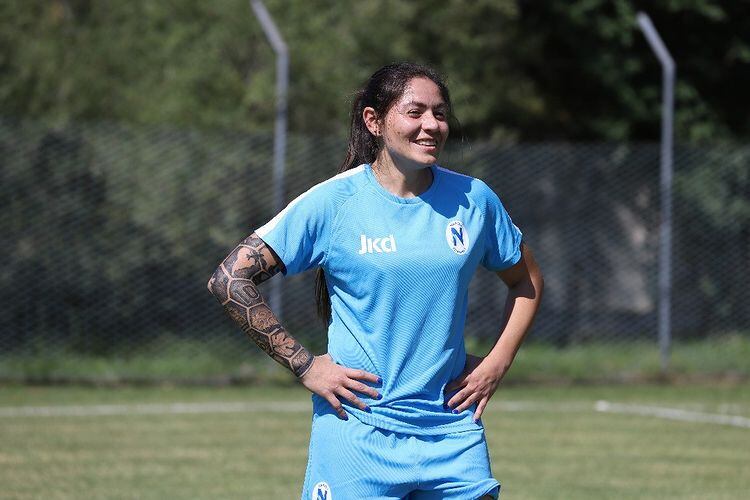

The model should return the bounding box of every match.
[363,163,441,205]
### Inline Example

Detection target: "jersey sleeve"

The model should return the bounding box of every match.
[254,186,333,276]
[481,185,523,272]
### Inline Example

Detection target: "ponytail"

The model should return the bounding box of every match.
[314,91,376,323]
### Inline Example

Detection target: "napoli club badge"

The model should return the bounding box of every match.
[312,481,332,500]
[446,221,469,255]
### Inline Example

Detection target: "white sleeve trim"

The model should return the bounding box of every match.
[255,165,365,238]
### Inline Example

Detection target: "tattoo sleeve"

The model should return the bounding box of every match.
[207,233,314,377]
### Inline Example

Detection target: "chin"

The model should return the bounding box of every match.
[411,152,442,167]
[389,150,441,170]
[419,155,440,167]
[405,160,435,171]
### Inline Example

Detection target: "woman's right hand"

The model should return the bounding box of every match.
[299,354,381,420]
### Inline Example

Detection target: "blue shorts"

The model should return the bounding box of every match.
[301,411,500,499]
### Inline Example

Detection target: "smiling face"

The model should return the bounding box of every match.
[367,77,450,171]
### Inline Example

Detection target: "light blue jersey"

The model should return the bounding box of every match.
[256,164,522,435]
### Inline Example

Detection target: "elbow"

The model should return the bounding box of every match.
[520,265,543,303]
[207,265,227,301]
[536,273,545,303]
[524,273,543,303]
[532,264,544,301]
[207,269,217,295]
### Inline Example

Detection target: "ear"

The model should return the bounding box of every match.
[362,107,380,137]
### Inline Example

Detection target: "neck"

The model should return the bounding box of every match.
[371,154,433,198]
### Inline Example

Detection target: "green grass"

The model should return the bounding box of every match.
[0,339,291,385]
[474,333,750,384]
[3,334,749,385]
[1,384,748,499]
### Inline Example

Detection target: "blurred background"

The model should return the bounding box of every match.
[1,0,748,384]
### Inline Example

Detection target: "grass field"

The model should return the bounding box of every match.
[1,383,749,499]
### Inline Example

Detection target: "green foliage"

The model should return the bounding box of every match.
[674,146,750,332]
[0,0,269,128]
[677,146,750,231]
[0,118,346,355]
[507,0,750,141]
[2,119,747,357]
[0,119,266,353]
[2,0,749,141]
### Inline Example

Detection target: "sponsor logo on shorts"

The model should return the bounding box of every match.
[312,481,332,500]
[446,221,469,254]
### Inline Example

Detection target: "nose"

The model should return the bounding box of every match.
[422,111,439,132]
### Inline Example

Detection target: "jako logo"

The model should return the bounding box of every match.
[446,221,469,254]
[358,234,397,254]
[311,481,332,500]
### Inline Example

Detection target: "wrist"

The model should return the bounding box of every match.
[485,349,513,375]
[294,351,315,378]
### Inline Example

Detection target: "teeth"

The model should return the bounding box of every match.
[416,140,436,146]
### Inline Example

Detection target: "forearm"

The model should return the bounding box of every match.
[486,247,544,374]
[445,251,544,419]
[207,234,314,377]
[445,266,543,421]
[486,279,542,372]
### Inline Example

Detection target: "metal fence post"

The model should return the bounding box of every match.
[637,12,675,373]
[250,0,288,319]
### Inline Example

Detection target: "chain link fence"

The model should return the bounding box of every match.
[1,118,748,381]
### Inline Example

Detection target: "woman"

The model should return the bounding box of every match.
[208,62,543,499]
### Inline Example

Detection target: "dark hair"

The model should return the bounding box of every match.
[315,62,454,323]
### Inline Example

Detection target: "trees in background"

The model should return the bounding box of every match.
[0,1,747,350]
[511,0,750,141]
[1,0,748,142]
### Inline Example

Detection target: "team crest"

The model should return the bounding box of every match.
[312,481,332,500]
[446,221,469,255]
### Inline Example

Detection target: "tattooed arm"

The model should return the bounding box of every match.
[206,233,314,376]
[208,233,380,417]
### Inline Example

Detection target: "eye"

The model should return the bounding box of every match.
[434,111,446,120]
[407,109,421,117]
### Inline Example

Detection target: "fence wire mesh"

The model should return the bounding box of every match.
[1,118,748,380]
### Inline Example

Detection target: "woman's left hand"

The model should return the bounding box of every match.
[444,354,507,422]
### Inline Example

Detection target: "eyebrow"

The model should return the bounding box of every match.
[401,100,448,110]
[402,101,448,112]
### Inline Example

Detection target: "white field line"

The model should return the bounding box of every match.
[0,400,589,418]
[495,401,592,412]
[1,400,748,429]
[594,400,750,429]
[0,401,310,418]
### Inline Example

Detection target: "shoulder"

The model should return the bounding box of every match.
[434,165,501,206]
[256,165,368,238]
[289,164,369,210]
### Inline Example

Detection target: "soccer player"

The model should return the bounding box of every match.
[208,62,543,499]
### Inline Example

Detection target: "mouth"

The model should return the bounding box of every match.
[413,138,439,149]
